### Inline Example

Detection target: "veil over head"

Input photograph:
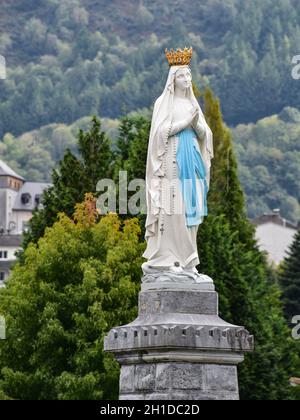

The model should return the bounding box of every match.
[144,65,214,240]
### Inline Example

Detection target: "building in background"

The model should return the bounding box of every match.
[0,235,22,286]
[0,160,50,285]
[254,209,298,266]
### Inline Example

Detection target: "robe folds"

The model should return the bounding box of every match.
[142,65,214,271]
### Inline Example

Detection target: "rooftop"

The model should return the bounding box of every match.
[0,159,25,181]
[13,182,51,211]
[253,209,298,230]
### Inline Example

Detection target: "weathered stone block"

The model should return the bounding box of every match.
[172,364,204,390]
[134,365,155,391]
[205,365,238,392]
[119,365,135,392]
[139,290,218,316]
[156,363,172,390]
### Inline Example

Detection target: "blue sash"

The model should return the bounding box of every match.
[176,128,208,227]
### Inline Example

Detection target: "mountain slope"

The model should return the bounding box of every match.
[0,0,300,138]
[233,106,300,222]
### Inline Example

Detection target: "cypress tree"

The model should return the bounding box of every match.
[203,88,255,249]
[279,230,300,323]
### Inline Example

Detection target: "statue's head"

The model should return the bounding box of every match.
[164,48,193,95]
[165,47,193,91]
[174,66,192,92]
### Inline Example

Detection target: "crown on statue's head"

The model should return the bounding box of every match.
[165,47,193,66]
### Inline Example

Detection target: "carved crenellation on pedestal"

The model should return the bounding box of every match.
[104,324,253,354]
[104,290,253,354]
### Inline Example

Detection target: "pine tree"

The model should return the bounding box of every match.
[22,116,113,250]
[279,230,300,323]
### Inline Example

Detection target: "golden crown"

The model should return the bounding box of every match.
[165,47,193,66]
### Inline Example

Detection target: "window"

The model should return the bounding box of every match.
[21,193,31,205]
[0,272,5,282]
[35,194,41,207]
[0,251,8,259]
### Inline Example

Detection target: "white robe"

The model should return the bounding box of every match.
[142,65,214,272]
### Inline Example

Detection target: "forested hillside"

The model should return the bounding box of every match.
[0,0,300,138]
[233,107,300,222]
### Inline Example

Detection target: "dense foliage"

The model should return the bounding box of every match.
[233,107,300,222]
[278,229,300,400]
[279,229,300,324]
[21,117,113,248]
[0,195,144,400]
[1,0,300,138]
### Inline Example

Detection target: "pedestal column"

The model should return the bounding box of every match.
[104,281,253,400]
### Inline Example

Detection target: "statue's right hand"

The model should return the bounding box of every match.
[188,107,199,125]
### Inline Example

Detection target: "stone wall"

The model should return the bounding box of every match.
[120,363,239,400]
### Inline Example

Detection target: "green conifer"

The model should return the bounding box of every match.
[22,117,113,249]
[279,230,300,323]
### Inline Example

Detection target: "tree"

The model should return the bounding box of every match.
[0,194,144,400]
[21,117,114,250]
[114,114,150,181]
[113,114,150,235]
[197,88,299,400]
[279,230,300,323]
[203,88,256,249]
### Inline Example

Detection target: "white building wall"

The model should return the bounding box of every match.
[7,189,19,231]
[0,245,18,260]
[0,189,19,232]
[255,222,297,265]
[12,210,32,234]
[0,190,7,232]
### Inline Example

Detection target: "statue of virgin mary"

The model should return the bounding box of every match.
[142,48,214,285]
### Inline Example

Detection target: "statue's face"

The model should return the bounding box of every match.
[174,67,192,91]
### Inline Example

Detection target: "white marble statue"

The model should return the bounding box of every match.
[142,48,214,286]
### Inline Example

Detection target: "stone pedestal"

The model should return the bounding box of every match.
[104,283,253,400]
